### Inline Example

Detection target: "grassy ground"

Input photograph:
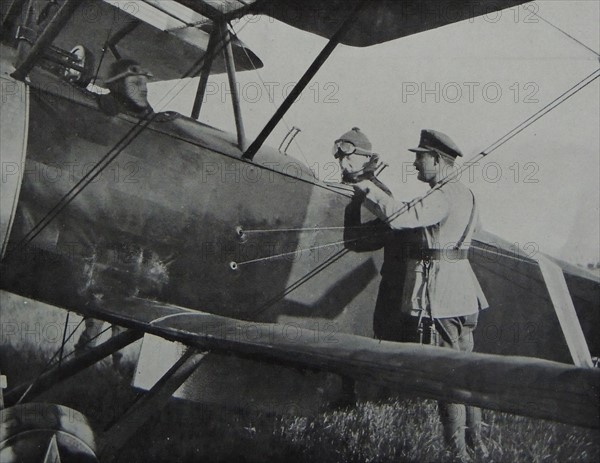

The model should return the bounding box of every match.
[1,342,598,463]
[1,292,598,462]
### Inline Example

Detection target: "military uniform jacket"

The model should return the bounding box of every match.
[362,181,488,318]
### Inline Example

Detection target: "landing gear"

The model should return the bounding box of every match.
[1,330,142,462]
[2,333,206,462]
[0,403,98,462]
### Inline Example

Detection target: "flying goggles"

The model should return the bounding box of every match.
[333,140,374,159]
[105,64,154,84]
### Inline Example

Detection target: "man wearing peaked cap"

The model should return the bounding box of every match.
[409,129,463,159]
[352,129,489,462]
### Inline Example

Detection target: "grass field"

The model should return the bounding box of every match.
[1,292,599,462]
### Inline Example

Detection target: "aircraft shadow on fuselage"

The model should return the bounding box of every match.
[261,258,379,321]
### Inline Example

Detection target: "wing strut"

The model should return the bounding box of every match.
[191,26,220,119]
[222,21,247,151]
[537,256,594,367]
[242,0,368,160]
[11,0,81,81]
[4,329,143,407]
[99,348,207,462]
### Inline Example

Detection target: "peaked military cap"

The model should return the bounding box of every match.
[409,129,463,158]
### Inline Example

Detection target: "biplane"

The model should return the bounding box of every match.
[1,0,599,461]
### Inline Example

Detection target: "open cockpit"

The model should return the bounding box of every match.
[2,0,267,152]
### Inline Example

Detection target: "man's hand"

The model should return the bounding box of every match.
[352,181,371,201]
[353,181,371,194]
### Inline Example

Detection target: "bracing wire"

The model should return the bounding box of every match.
[230,68,599,240]
[7,9,598,320]
[382,67,600,226]
[524,5,599,58]
[58,311,71,366]
[244,226,346,233]
[235,66,599,317]
[15,320,114,405]
[5,16,256,258]
[235,238,349,267]
[249,247,350,317]
[91,20,115,86]
[228,21,315,174]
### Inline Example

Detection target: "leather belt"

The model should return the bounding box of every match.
[408,248,469,261]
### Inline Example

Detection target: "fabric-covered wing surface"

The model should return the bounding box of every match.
[50,0,263,83]
[85,296,600,429]
[219,0,532,46]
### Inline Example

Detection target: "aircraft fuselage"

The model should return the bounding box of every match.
[0,61,380,333]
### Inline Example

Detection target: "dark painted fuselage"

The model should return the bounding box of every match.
[1,52,598,367]
[0,62,381,335]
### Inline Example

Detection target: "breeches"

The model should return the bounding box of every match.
[434,316,482,453]
[398,312,482,453]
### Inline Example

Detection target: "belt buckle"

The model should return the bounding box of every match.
[422,252,431,267]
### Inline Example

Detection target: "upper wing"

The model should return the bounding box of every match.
[177,0,532,47]
[51,0,263,84]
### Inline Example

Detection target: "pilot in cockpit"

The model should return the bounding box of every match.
[99,58,155,118]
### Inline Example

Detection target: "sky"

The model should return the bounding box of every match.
[150,0,599,266]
